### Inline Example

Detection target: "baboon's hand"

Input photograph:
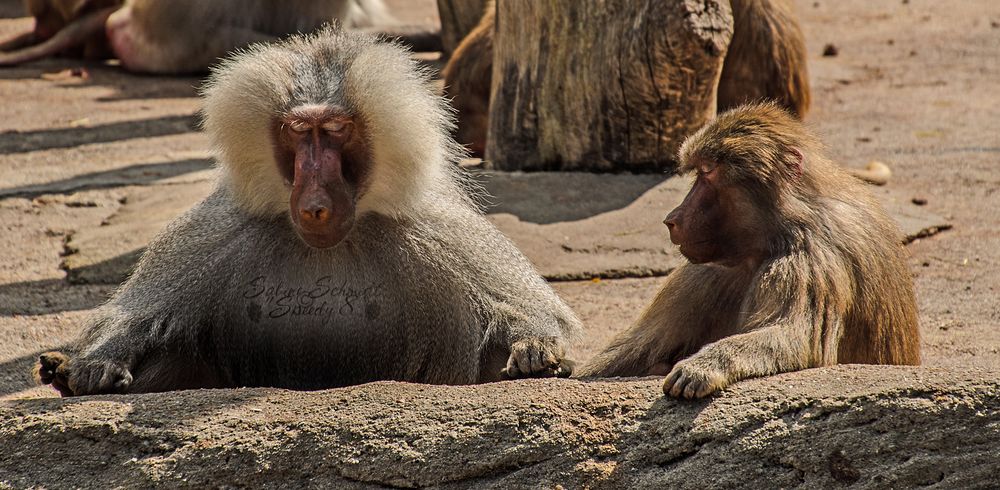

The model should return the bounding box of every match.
[662,358,727,399]
[501,337,573,379]
[52,356,134,396]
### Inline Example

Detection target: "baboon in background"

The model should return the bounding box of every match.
[717,0,810,117]
[35,26,579,396]
[0,0,440,73]
[578,103,920,398]
[442,0,811,158]
[440,0,493,157]
[0,0,121,59]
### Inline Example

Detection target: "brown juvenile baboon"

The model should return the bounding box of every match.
[441,0,811,158]
[578,102,920,398]
[0,0,440,73]
[34,25,579,396]
[717,0,810,118]
[441,0,493,157]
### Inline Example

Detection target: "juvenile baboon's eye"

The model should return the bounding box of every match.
[288,121,311,133]
[696,161,719,175]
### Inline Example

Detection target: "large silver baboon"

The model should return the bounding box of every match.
[36,26,578,396]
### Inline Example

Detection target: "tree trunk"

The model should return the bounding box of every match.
[436,0,491,57]
[486,0,733,172]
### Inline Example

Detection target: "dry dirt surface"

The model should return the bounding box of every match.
[2,366,999,488]
[1,0,999,487]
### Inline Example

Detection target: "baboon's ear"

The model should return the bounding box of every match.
[788,148,805,178]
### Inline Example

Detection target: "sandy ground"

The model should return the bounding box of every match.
[0,0,998,401]
[3,366,997,488]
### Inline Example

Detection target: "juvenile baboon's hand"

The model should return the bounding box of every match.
[501,337,573,379]
[662,358,727,399]
[46,355,134,396]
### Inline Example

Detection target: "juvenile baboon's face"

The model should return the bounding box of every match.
[271,104,372,249]
[665,159,723,263]
[664,159,742,265]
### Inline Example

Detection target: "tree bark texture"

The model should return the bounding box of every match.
[436,0,492,57]
[486,0,733,172]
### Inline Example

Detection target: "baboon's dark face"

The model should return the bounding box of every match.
[664,160,735,264]
[272,104,372,249]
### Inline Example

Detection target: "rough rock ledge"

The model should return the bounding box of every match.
[1,365,998,488]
